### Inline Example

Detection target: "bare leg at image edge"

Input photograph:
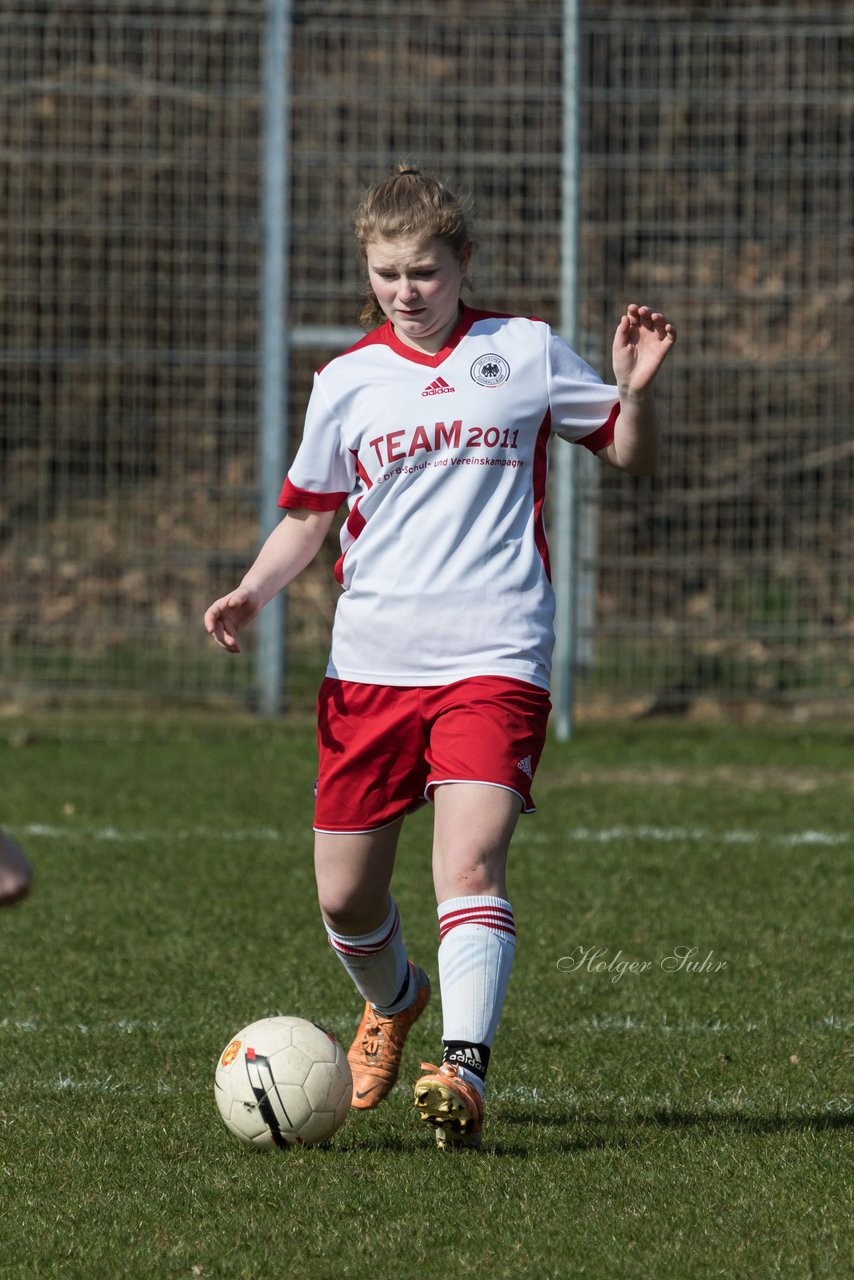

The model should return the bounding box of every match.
[0,829,33,907]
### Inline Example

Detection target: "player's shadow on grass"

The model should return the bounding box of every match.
[633,1108,852,1134]
[499,1106,852,1151]
[348,1109,851,1157]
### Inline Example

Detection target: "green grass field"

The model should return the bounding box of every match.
[1,719,851,1279]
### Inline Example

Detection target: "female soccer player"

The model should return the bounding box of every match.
[205,166,676,1149]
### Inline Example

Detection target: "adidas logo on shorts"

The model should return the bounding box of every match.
[516,755,533,780]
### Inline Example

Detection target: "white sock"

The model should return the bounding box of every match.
[437,895,516,1093]
[324,899,413,1014]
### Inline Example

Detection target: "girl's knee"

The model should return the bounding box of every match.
[317,888,390,936]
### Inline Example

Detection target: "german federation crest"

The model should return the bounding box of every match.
[470,353,510,387]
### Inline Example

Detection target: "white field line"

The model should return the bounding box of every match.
[2,1076,850,1117]
[10,822,852,847]
[516,825,852,847]
[487,1085,852,1116]
[1,1016,848,1107]
[15,823,282,843]
[1,1014,849,1037]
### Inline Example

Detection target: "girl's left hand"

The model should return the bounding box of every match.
[612,303,676,394]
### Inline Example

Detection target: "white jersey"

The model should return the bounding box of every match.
[279,307,619,690]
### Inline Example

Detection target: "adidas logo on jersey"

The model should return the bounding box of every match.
[422,376,455,397]
[516,755,533,779]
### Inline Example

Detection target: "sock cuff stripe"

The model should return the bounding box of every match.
[437,895,512,915]
[438,904,516,941]
[325,906,400,957]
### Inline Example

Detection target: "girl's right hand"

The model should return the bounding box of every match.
[203,585,262,654]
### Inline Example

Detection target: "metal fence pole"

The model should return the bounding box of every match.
[553,0,582,741]
[257,0,291,717]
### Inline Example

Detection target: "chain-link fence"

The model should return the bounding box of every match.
[583,3,853,714]
[1,1,851,717]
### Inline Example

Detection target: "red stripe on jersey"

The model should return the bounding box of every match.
[438,905,516,941]
[278,477,349,512]
[316,324,391,373]
[351,448,373,490]
[333,498,367,586]
[383,306,482,367]
[578,400,620,454]
[532,408,552,582]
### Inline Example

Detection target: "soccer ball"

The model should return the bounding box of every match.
[214,1016,352,1149]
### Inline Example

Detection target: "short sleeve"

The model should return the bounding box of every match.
[547,330,620,454]
[278,373,356,512]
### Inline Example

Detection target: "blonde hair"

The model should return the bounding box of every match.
[353,164,475,329]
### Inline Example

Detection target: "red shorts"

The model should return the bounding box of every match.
[314,675,552,834]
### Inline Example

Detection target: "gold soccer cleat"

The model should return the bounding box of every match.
[413,1061,484,1150]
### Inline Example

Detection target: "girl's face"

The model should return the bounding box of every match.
[365,235,471,354]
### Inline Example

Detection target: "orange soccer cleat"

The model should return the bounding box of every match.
[413,1061,484,1150]
[347,964,431,1109]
